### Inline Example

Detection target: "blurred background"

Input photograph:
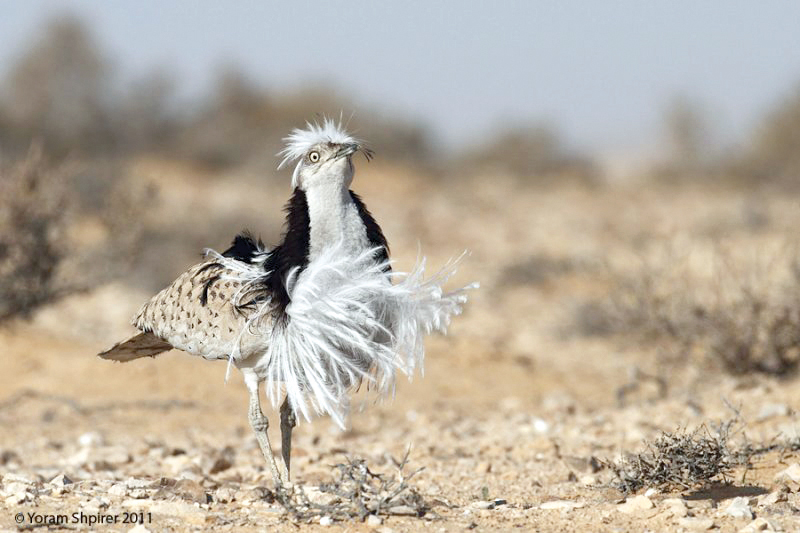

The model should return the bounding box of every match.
[2,2,800,528]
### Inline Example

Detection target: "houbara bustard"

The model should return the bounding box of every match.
[99,119,476,488]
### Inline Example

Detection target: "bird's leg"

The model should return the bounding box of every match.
[244,376,283,489]
[279,395,297,483]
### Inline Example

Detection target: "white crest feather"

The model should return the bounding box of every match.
[278,117,360,188]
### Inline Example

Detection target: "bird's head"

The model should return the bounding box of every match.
[278,118,373,191]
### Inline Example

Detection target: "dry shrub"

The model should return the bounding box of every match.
[571,243,800,376]
[0,152,151,322]
[607,425,733,494]
[273,454,430,523]
[0,151,67,320]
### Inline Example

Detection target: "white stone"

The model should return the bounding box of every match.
[661,497,688,518]
[739,517,776,533]
[388,505,417,515]
[472,500,494,510]
[319,516,333,526]
[725,497,754,519]
[532,417,550,434]
[774,463,800,484]
[756,403,790,421]
[678,517,716,530]
[128,525,152,533]
[49,473,73,486]
[109,483,128,497]
[78,431,104,447]
[617,494,654,514]
[758,491,786,507]
[644,487,658,497]
[539,500,584,510]
[366,514,383,526]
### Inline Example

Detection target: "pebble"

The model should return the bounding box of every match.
[756,403,790,421]
[319,516,333,526]
[388,505,418,515]
[366,514,383,526]
[109,483,128,497]
[662,497,688,518]
[214,486,236,503]
[758,490,787,507]
[172,479,207,504]
[774,463,800,484]
[617,494,653,514]
[539,500,584,510]
[724,497,754,519]
[49,473,73,486]
[139,501,206,525]
[678,517,716,530]
[739,517,776,533]
[78,431,104,447]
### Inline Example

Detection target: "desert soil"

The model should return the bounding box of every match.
[2,161,800,532]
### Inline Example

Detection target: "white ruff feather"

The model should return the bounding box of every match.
[277,118,361,187]
[226,242,476,429]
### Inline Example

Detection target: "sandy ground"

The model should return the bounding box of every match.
[2,162,800,532]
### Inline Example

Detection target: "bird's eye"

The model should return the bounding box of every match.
[308,151,320,163]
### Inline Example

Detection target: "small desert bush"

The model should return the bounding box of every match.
[607,425,733,494]
[0,152,150,322]
[571,243,800,376]
[0,151,67,320]
[274,454,430,523]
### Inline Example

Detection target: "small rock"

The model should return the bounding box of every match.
[301,485,337,506]
[319,516,333,526]
[678,517,716,530]
[208,446,235,474]
[493,498,507,506]
[142,501,206,525]
[127,525,151,533]
[214,486,236,503]
[579,474,597,486]
[474,461,491,474]
[366,514,383,526]
[471,500,494,510]
[532,417,549,434]
[5,490,33,505]
[725,497,754,519]
[617,494,654,514]
[128,488,149,499]
[78,431,104,447]
[172,479,207,504]
[739,517,776,533]
[662,497,688,518]
[388,505,418,515]
[758,490,787,507]
[539,500,584,510]
[756,403,790,421]
[49,473,73,486]
[774,463,800,484]
[109,483,128,497]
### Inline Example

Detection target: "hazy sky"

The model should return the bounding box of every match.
[2,1,800,153]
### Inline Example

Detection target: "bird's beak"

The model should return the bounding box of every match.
[335,143,359,159]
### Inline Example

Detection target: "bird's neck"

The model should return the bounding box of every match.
[304,182,368,260]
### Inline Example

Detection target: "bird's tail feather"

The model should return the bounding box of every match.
[98,332,173,362]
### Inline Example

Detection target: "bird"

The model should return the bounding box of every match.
[99,118,476,489]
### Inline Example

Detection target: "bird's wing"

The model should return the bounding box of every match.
[131,258,270,361]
